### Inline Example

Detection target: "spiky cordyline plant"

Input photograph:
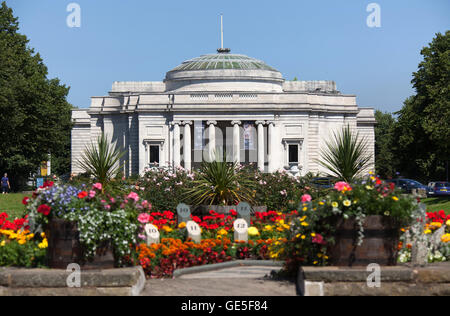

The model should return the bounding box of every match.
[77,133,125,191]
[317,125,372,183]
[185,154,255,206]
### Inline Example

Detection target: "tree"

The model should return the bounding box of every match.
[374,110,397,179]
[394,31,450,181]
[77,134,125,192]
[0,2,72,189]
[317,125,372,183]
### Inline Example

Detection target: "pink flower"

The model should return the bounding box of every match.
[110,198,116,204]
[104,204,111,210]
[93,183,102,191]
[138,234,147,240]
[127,192,140,202]
[334,181,352,192]
[89,190,96,198]
[312,234,326,245]
[138,213,151,224]
[301,194,312,203]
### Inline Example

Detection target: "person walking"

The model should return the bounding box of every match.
[1,173,10,194]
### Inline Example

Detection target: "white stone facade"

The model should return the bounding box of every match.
[71,51,376,176]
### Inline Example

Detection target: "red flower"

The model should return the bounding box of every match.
[22,197,30,205]
[37,204,51,216]
[78,191,88,199]
[43,181,54,188]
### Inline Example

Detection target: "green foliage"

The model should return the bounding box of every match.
[394,31,450,181]
[77,133,125,191]
[0,2,72,188]
[374,110,397,179]
[317,125,372,183]
[185,158,256,206]
[239,166,316,211]
[137,167,194,212]
[0,239,47,268]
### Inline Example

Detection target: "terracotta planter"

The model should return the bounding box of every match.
[46,218,115,270]
[328,215,400,266]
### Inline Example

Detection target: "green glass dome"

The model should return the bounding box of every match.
[169,53,279,72]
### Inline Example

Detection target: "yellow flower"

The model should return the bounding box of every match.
[301,235,306,240]
[331,202,338,208]
[343,200,351,207]
[313,261,318,265]
[248,227,260,236]
[38,238,48,249]
[299,216,307,222]
[319,201,325,206]
[430,222,442,229]
[311,233,316,237]
[178,222,186,229]
[162,226,173,233]
[392,196,399,202]
[18,239,26,245]
[366,185,374,190]
[301,222,309,227]
[0,240,5,247]
[446,220,450,227]
[302,207,308,211]
[424,229,432,235]
[264,225,273,232]
[217,228,228,236]
[441,234,450,243]
[41,232,46,238]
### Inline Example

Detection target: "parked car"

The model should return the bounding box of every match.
[385,179,428,194]
[311,177,335,189]
[427,182,450,197]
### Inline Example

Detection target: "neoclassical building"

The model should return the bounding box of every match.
[71,49,375,176]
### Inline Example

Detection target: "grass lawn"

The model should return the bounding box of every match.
[0,193,28,219]
[422,197,450,214]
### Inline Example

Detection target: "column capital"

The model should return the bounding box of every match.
[182,121,193,126]
[231,120,242,126]
[267,121,275,126]
[170,121,182,126]
[255,120,266,126]
[207,120,217,126]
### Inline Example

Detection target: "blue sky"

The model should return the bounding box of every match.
[5,0,449,112]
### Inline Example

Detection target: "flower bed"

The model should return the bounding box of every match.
[398,210,450,263]
[0,212,47,267]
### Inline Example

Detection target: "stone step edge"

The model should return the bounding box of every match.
[0,266,146,294]
[173,260,284,278]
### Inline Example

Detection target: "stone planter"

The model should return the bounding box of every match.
[328,215,400,266]
[46,218,115,270]
[193,205,267,215]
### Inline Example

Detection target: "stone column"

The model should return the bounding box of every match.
[231,121,241,164]
[267,121,275,173]
[145,142,149,167]
[207,121,217,162]
[183,121,192,171]
[256,121,265,172]
[173,121,181,168]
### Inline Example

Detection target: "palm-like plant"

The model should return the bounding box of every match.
[77,133,125,190]
[185,156,255,206]
[317,125,372,183]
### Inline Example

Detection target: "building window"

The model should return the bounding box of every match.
[283,139,303,170]
[150,145,160,165]
[288,144,299,164]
